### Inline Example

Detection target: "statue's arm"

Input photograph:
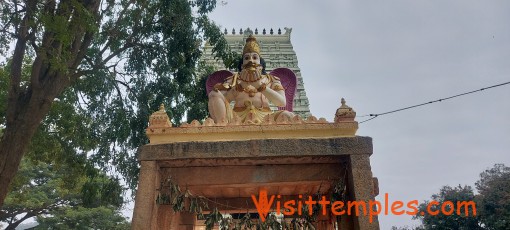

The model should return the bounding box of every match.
[261,77,286,107]
[210,75,236,101]
[208,75,236,123]
[223,75,237,102]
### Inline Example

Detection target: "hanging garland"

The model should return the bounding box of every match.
[156,167,348,230]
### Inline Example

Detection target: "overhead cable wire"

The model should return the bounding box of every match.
[359,81,510,124]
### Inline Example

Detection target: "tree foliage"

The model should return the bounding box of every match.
[475,164,510,230]
[1,59,128,229]
[0,0,236,206]
[408,164,510,230]
[0,158,127,229]
[35,206,130,230]
[414,185,482,230]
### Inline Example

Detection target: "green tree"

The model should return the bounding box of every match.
[475,164,510,230]
[35,206,130,230]
[0,0,235,206]
[1,58,128,228]
[413,164,510,229]
[414,185,482,230]
[1,158,126,230]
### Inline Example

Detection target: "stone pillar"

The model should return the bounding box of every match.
[156,205,172,229]
[337,213,355,230]
[347,154,380,230]
[132,161,159,230]
[159,210,196,230]
[155,204,197,229]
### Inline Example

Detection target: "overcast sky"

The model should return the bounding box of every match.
[209,0,510,227]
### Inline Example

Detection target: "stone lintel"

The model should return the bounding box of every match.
[157,155,348,168]
[139,136,372,162]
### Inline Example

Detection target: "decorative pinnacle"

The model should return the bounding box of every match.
[147,103,172,129]
[334,97,356,123]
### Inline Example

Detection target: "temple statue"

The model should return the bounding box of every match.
[207,35,297,124]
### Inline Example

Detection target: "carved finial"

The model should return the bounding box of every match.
[334,98,356,123]
[278,28,281,34]
[270,28,274,35]
[148,103,172,128]
[239,28,243,34]
[263,28,266,35]
[255,28,258,34]
[224,28,227,34]
[232,28,235,34]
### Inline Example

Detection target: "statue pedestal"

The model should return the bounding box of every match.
[132,119,379,230]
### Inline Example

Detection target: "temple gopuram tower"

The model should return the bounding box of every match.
[201,27,312,118]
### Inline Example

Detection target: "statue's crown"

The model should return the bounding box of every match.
[243,35,260,55]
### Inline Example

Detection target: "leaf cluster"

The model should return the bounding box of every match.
[1,158,127,229]
[475,164,510,230]
[35,206,130,230]
[411,164,510,230]
[414,185,482,230]
[156,177,349,230]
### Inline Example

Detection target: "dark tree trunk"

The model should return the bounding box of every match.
[0,0,37,208]
[0,89,56,207]
[0,0,100,207]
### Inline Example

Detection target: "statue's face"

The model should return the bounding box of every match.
[239,52,263,82]
[242,52,260,67]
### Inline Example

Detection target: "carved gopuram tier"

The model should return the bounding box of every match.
[131,100,380,230]
[202,27,312,119]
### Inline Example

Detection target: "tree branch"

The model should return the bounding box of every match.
[3,209,37,230]
[4,0,37,126]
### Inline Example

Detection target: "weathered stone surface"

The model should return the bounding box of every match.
[132,136,379,230]
[347,154,380,230]
[131,161,159,230]
[139,136,372,161]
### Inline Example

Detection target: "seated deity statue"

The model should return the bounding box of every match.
[207,35,297,124]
